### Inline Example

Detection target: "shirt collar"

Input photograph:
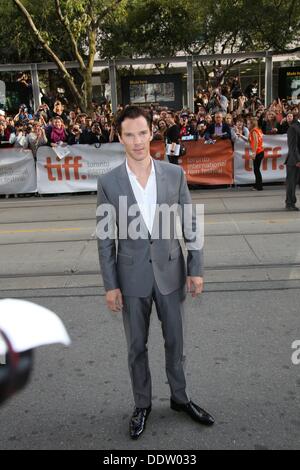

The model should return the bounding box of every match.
[126,157,155,178]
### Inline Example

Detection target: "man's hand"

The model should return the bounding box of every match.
[187,276,204,298]
[106,288,123,313]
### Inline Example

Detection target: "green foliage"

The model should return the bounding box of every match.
[0,0,298,108]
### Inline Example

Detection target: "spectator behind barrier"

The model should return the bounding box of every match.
[85,122,109,146]
[46,117,68,147]
[47,101,69,125]
[279,112,295,134]
[28,122,48,157]
[0,121,13,148]
[205,112,231,141]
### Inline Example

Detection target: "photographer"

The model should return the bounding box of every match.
[109,122,120,143]
[47,101,68,125]
[9,123,29,149]
[85,122,109,146]
[208,87,228,116]
[67,124,85,145]
[34,103,49,123]
[28,122,48,157]
[14,105,32,124]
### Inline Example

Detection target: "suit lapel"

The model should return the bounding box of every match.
[151,159,167,239]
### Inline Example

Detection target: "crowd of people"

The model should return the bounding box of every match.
[0,76,299,197]
[0,78,298,158]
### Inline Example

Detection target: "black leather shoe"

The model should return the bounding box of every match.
[170,399,214,426]
[286,205,299,211]
[129,406,151,440]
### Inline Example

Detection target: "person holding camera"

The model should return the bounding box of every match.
[28,122,48,157]
[85,122,109,146]
[109,122,120,143]
[9,123,29,149]
[34,103,49,123]
[67,124,84,145]
[208,87,228,116]
[47,101,68,125]
[14,105,32,124]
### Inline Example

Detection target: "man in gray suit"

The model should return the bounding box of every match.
[97,106,214,440]
[286,115,300,210]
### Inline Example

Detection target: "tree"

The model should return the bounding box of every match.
[12,0,122,112]
[1,0,299,109]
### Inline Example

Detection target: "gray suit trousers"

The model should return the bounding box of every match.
[122,279,189,408]
[286,165,300,207]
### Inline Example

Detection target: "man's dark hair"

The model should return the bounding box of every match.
[115,106,153,136]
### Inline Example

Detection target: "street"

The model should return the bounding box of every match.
[0,185,299,450]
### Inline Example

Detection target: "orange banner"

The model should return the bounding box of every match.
[150,140,166,160]
[179,140,234,185]
[151,140,234,184]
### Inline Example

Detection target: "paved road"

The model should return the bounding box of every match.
[0,185,299,450]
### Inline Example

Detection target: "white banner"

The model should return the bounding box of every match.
[234,135,288,185]
[0,149,37,194]
[36,144,126,194]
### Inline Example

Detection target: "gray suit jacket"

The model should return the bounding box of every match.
[286,121,300,166]
[96,159,203,297]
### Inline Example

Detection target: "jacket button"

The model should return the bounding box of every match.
[149,259,152,263]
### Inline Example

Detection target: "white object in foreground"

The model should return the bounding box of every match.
[0,299,71,355]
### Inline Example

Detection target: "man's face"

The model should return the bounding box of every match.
[165,113,174,126]
[215,114,223,125]
[118,116,152,162]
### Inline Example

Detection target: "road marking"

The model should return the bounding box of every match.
[0,228,82,234]
[205,218,298,224]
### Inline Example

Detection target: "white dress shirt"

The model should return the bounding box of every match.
[126,158,157,234]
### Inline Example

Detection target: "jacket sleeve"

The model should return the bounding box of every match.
[204,124,214,140]
[222,124,231,140]
[287,125,300,164]
[96,177,119,292]
[178,168,204,277]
